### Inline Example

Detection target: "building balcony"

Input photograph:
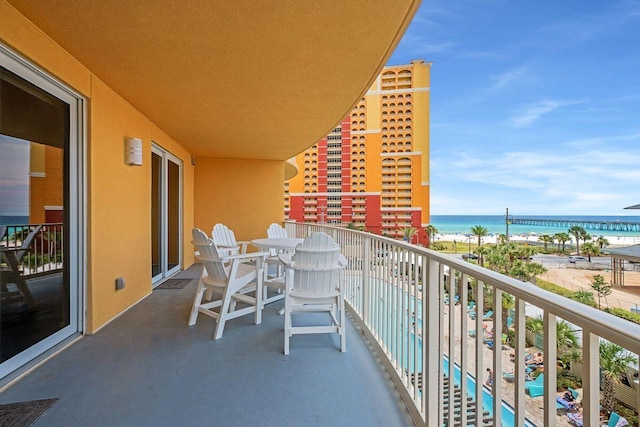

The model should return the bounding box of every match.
[2,224,639,427]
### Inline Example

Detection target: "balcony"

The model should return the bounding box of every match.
[2,224,639,426]
[0,265,412,426]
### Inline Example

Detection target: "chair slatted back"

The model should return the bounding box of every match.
[266,223,288,256]
[192,228,228,282]
[13,225,43,262]
[212,223,238,251]
[291,232,342,296]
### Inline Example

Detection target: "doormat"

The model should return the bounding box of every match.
[0,398,59,427]
[156,279,193,289]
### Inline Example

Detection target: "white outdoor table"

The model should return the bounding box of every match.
[251,238,304,251]
[251,238,304,309]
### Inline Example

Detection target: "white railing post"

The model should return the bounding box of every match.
[514,297,526,426]
[543,311,557,427]
[582,328,599,427]
[424,258,440,426]
[362,235,371,323]
[493,288,503,427]
[474,280,484,427]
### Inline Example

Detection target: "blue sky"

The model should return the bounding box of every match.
[388,0,640,216]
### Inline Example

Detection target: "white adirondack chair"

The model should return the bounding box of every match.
[212,223,248,257]
[263,223,289,299]
[190,228,267,340]
[279,232,346,355]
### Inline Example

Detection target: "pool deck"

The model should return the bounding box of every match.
[445,304,577,427]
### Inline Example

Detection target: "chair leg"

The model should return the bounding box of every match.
[284,296,292,355]
[213,290,234,340]
[254,278,263,325]
[339,297,346,352]
[188,281,207,326]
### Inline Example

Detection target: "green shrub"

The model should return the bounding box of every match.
[604,307,640,325]
[430,242,446,250]
[535,279,575,298]
[557,370,582,391]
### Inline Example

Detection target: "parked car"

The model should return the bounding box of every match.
[462,253,478,261]
[568,255,588,263]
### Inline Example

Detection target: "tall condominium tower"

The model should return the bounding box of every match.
[285,60,431,244]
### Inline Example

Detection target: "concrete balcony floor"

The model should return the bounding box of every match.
[0,265,414,426]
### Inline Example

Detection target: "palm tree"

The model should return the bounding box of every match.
[556,320,579,350]
[596,236,610,250]
[539,234,554,251]
[501,292,514,334]
[425,224,438,247]
[599,341,636,415]
[470,225,489,248]
[525,317,578,348]
[497,234,508,245]
[568,226,586,255]
[475,244,491,267]
[402,227,417,243]
[554,232,571,252]
[581,242,600,262]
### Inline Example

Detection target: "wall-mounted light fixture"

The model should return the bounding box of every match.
[125,137,143,166]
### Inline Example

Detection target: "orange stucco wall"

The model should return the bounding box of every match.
[194,157,285,243]
[1,1,195,332]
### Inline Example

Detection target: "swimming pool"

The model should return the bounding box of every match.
[377,291,536,427]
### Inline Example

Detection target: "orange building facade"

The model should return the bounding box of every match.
[286,60,431,244]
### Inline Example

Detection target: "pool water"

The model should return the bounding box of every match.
[377,291,536,427]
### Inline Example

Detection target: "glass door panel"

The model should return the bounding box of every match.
[167,158,180,274]
[151,145,182,285]
[151,152,162,281]
[0,49,82,380]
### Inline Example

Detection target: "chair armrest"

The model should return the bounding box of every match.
[278,253,293,266]
[221,251,269,261]
[338,254,347,267]
[198,252,268,263]
[237,241,250,254]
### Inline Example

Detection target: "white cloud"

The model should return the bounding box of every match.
[490,65,527,90]
[511,99,586,127]
[431,148,640,215]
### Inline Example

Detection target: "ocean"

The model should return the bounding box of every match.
[429,215,640,238]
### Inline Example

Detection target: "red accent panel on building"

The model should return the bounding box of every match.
[289,196,305,223]
[317,138,327,192]
[365,194,382,234]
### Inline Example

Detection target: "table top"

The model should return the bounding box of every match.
[251,237,304,250]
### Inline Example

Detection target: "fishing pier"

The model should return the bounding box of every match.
[510,218,640,232]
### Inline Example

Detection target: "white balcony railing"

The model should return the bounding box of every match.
[284,222,640,427]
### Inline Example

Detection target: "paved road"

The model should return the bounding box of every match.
[532,254,612,268]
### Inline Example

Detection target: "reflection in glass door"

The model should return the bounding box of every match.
[0,45,83,380]
[151,145,182,285]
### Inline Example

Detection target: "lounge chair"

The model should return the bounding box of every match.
[567,411,583,427]
[601,411,629,427]
[556,388,579,411]
[502,371,515,382]
[482,310,494,320]
[506,316,514,329]
[444,294,459,305]
[525,373,544,398]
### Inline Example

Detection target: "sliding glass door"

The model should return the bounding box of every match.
[151,145,182,285]
[0,44,84,380]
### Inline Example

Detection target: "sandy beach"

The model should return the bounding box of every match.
[435,232,640,247]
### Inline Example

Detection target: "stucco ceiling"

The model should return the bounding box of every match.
[8,0,420,160]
